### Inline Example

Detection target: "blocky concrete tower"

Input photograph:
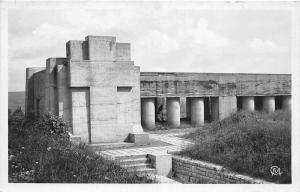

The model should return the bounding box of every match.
[25,36,142,144]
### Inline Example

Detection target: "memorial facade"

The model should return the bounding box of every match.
[25,36,292,144]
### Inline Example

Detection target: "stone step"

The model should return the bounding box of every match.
[117,157,150,166]
[114,154,148,161]
[88,142,135,151]
[132,168,157,176]
[101,153,156,176]
[121,163,153,171]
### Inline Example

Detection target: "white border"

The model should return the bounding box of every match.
[1,1,300,192]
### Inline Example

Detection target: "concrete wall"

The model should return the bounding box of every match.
[25,67,46,119]
[33,70,46,117]
[66,40,88,60]
[71,87,90,143]
[85,36,116,60]
[67,36,141,143]
[57,62,72,126]
[140,72,291,97]
[116,43,131,61]
[25,36,140,144]
[218,96,237,120]
[235,74,291,96]
[69,60,140,143]
[140,72,290,120]
[172,155,268,184]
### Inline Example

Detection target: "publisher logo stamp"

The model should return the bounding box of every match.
[270,166,282,176]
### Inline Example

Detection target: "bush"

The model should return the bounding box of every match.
[8,107,26,150]
[180,110,291,183]
[8,110,153,183]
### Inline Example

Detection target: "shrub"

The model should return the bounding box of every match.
[180,110,291,183]
[8,110,153,183]
[8,107,25,149]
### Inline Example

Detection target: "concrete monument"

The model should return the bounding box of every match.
[25,35,292,144]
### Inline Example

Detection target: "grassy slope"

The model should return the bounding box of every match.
[8,109,153,183]
[180,110,291,183]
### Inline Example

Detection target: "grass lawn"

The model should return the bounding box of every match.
[180,110,291,183]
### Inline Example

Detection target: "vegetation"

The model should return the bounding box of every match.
[180,110,291,183]
[8,108,153,183]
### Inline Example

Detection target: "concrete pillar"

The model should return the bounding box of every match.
[242,96,255,112]
[141,98,155,130]
[282,96,291,111]
[191,97,204,126]
[211,97,219,121]
[167,97,180,128]
[180,97,186,119]
[57,65,65,117]
[263,96,275,113]
[45,58,58,115]
[186,97,191,120]
[57,63,71,123]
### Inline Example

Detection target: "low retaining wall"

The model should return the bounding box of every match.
[172,155,270,184]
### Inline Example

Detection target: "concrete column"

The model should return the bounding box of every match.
[57,65,65,117]
[167,97,180,128]
[141,98,155,130]
[242,96,255,112]
[263,96,275,113]
[186,97,191,120]
[57,64,70,122]
[45,58,58,115]
[282,96,291,111]
[191,97,204,126]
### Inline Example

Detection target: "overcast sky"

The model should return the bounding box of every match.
[8,2,291,92]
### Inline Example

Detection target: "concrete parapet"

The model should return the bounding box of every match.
[148,152,172,176]
[140,73,291,98]
[85,36,116,60]
[116,43,131,61]
[66,40,88,60]
[167,97,180,128]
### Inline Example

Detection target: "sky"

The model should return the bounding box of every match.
[8,2,291,92]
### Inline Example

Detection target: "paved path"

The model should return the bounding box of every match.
[98,132,194,159]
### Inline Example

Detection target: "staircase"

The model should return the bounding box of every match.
[114,154,156,176]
